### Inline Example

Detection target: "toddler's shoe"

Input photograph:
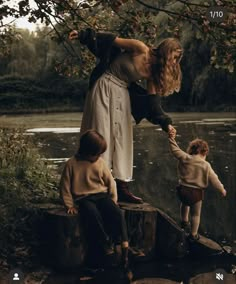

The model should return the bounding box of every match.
[180,221,191,233]
[187,233,200,242]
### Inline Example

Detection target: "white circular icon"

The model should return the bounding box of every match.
[9,269,24,283]
[13,273,20,280]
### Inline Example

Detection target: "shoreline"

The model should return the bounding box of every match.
[0,111,235,129]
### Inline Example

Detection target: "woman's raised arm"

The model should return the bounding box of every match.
[113,37,148,55]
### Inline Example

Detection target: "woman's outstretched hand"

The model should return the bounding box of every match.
[168,125,177,139]
[69,30,79,40]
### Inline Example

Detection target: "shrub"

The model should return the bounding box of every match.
[0,129,59,265]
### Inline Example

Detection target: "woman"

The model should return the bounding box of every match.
[69,30,183,203]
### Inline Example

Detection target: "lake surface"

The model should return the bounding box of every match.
[1,112,236,249]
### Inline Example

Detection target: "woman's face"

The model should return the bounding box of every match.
[170,49,183,65]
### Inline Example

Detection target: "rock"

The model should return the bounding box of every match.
[189,270,236,284]
[155,209,187,259]
[132,278,181,284]
[188,235,223,257]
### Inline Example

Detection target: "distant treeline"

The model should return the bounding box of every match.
[0,76,87,113]
[0,71,235,114]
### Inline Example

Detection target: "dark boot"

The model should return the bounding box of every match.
[116,179,143,204]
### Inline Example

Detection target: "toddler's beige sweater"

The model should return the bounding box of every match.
[169,137,225,193]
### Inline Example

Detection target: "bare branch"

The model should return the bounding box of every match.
[0,19,16,28]
[177,0,210,8]
[135,0,199,21]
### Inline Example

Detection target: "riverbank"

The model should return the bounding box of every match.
[0,111,235,129]
[0,105,236,116]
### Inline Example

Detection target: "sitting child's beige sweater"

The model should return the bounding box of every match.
[59,156,117,209]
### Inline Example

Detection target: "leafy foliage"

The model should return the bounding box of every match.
[1,0,235,73]
[0,129,59,265]
[0,1,235,110]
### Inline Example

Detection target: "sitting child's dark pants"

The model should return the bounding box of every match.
[76,192,128,247]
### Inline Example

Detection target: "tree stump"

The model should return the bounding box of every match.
[39,203,225,269]
[119,202,159,259]
[40,208,86,269]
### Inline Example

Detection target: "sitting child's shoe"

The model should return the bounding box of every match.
[187,233,200,242]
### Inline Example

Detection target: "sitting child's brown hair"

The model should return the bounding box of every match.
[78,129,107,156]
[187,139,209,156]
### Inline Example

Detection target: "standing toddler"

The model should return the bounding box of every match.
[169,134,227,241]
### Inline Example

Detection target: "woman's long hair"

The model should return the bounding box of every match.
[152,38,183,96]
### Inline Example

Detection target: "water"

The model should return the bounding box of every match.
[132,118,236,248]
[2,112,235,248]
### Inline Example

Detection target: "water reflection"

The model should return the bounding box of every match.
[26,115,236,249]
[26,127,80,133]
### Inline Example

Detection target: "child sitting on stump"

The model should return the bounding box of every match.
[59,129,129,268]
[168,133,227,241]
